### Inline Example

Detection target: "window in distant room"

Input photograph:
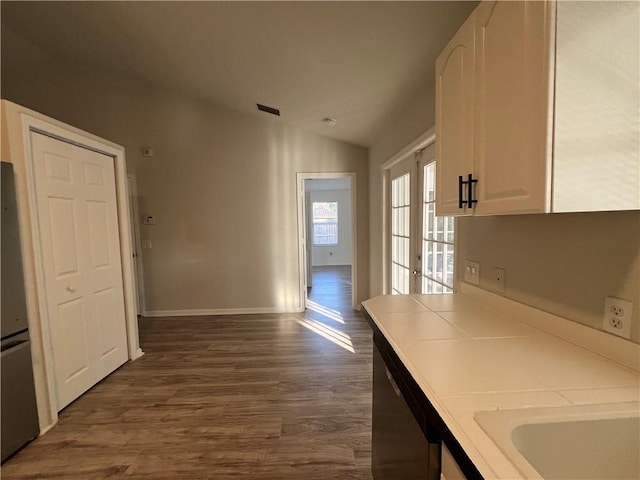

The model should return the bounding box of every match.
[312,201,338,246]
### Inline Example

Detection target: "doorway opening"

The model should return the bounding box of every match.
[296,173,357,314]
[296,173,357,353]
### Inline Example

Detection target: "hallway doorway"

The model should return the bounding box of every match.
[296,173,357,311]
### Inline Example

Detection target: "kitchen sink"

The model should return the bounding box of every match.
[474,402,640,479]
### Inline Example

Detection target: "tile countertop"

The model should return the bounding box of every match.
[361,290,640,479]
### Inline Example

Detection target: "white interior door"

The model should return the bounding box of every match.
[31,132,128,410]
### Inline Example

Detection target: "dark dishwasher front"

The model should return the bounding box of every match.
[372,342,440,480]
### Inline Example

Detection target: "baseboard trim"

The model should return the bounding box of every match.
[142,307,303,318]
[130,348,145,360]
[38,422,56,437]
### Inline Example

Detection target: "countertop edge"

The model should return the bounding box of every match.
[362,291,640,479]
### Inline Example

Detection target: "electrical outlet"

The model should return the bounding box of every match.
[602,296,633,339]
[464,261,480,285]
[493,267,505,294]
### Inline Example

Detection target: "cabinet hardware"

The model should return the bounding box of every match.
[385,367,402,397]
[467,173,478,207]
[458,174,478,209]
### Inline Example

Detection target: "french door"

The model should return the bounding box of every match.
[389,144,455,295]
[389,159,416,294]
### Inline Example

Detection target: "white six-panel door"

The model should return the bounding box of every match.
[31,132,128,409]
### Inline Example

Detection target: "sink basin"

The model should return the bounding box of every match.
[475,402,640,479]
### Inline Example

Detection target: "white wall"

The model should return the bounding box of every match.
[309,189,352,266]
[1,28,369,315]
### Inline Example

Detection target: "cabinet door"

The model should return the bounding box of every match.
[435,13,475,216]
[473,1,554,215]
[553,1,640,212]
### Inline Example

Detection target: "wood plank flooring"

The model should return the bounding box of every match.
[2,266,373,479]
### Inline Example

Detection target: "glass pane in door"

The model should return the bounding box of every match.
[391,173,411,294]
[421,162,455,293]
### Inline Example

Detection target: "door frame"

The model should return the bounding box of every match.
[127,173,146,315]
[296,172,358,311]
[2,101,143,433]
[381,127,435,294]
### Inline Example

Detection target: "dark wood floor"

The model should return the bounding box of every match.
[2,265,373,479]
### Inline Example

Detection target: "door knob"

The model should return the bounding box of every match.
[412,269,422,276]
[66,285,76,292]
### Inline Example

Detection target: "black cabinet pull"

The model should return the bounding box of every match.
[458,174,478,209]
[467,173,478,207]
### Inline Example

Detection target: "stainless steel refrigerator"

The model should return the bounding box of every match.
[1,161,40,462]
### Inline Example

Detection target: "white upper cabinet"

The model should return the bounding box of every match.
[473,1,553,215]
[436,0,640,216]
[435,12,475,216]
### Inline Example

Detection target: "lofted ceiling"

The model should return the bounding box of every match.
[1,1,476,147]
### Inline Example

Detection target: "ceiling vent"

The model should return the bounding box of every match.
[257,103,280,117]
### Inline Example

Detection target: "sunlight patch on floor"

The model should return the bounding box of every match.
[297,318,354,353]
[306,300,345,324]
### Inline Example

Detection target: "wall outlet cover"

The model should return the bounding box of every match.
[493,267,506,294]
[464,261,480,285]
[602,296,633,339]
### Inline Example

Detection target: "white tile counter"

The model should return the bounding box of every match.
[362,288,640,479]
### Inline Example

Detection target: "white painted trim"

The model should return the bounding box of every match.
[1,100,143,433]
[381,127,436,294]
[381,168,391,295]
[381,126,436,170]
[143,307,299,317]
[296,172,358,310]
[459,282,640,372]
[37,423,56,437]
[126,173,146,315]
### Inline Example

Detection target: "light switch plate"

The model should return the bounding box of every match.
[464,261,480,285]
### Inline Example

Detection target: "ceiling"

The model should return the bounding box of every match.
[1,1,476,147]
